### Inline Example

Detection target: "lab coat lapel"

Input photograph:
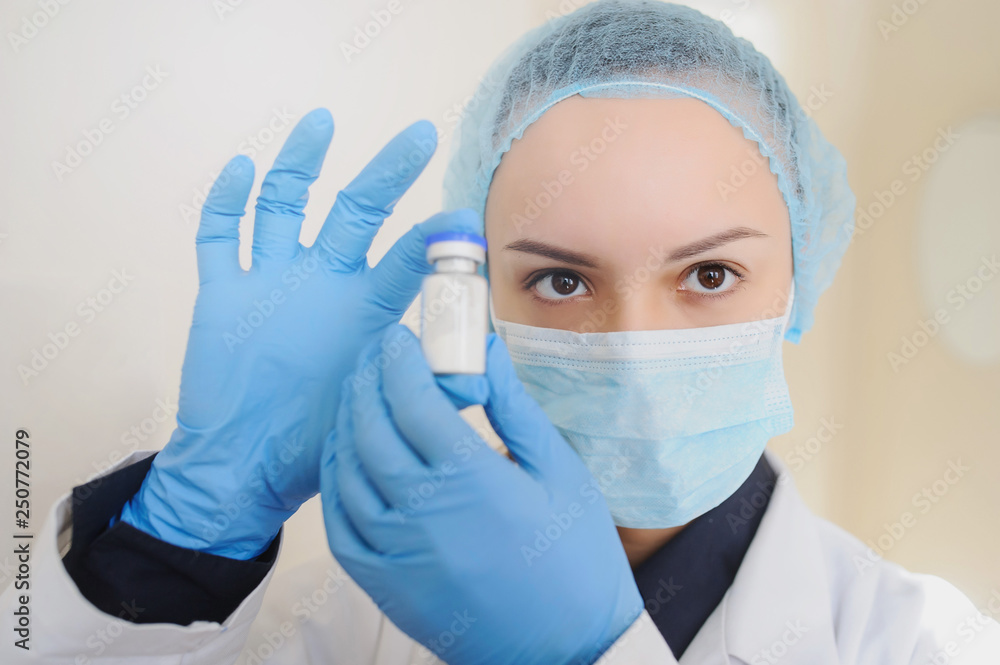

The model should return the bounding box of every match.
[722,450,841,663]
[679,451,840,664]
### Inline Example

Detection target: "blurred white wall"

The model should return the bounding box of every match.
[0,0,997,616]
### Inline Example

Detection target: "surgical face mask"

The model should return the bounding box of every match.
[490,284,795,529]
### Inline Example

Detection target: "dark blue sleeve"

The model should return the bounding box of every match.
[60,453,280,626]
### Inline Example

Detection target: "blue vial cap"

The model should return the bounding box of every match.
[425,231,487,249]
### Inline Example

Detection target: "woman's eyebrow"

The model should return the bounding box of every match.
[502,226,768,268]
[502,238,601,268]
[668,226,769,262]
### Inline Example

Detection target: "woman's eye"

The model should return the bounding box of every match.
[681,263,743,295]
[532,271,589,300]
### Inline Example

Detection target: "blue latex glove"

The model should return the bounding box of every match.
[116,108,481,559]
[321,325,643,665]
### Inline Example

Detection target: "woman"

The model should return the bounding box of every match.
[4,2,996,664]
[316,2,999,664]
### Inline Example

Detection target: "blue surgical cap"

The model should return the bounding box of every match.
[442,0,856,343]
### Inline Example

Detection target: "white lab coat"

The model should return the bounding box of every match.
[2,449,998,664]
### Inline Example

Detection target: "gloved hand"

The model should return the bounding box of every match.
[116,108,481,559]
[321,325,643,665]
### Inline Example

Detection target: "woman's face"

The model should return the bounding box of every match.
[484,96,793,332]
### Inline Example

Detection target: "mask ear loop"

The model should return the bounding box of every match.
[487,290,499,335]
[782,280,796,336]
[483,254,496,335]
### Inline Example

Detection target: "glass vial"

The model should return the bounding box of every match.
[420,232,488,374]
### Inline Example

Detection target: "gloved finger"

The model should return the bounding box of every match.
[252,108,334,267]
[196,155,254,284]
[380,325,493,468]
[321,452,383,572]
[368,208,481,315]
[321,390,388,561]
[434,373,489,411]
[313,120,437,273]
[335,364,428,555]
[350,332,435,508]
[482,333,561,482]
[335,434,397,554]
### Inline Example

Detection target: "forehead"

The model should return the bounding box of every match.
[484,95,788,251]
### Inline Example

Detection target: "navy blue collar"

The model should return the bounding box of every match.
[631,454,778,659]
